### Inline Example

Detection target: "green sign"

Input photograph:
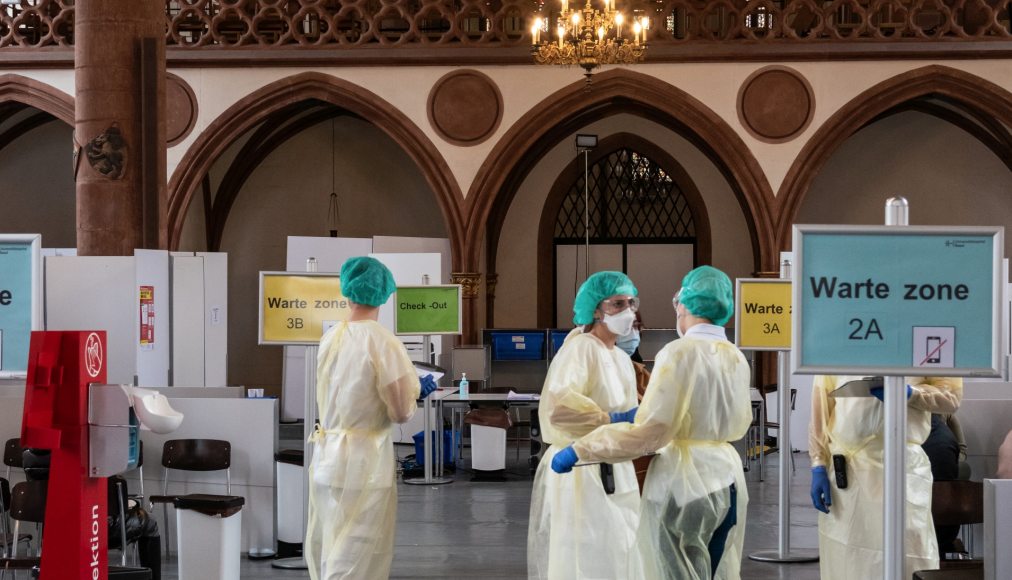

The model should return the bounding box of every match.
[793,225,1003,377]
[394,285,462,335]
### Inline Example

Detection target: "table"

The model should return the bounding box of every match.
[440,393,541,470]
[405,387,458,485]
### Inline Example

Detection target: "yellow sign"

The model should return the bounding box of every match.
[259,273,351,345]
[735,279,792,351]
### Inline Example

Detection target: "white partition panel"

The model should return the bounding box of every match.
[200,252,229,386]
[554,245,622,328]
[135,250,171,386]
[283,236,373,421]
[45,256,136,384]
[626,243,694,329]
[131,397,279,554]
[172,255,206,386]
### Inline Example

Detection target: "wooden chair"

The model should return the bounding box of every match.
[150,439,232,561]
[0,480,47,580]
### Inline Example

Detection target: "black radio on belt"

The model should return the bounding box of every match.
[600,463,615,494]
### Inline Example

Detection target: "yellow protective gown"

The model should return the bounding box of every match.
[808,375,963,580]
[572,323,752,580]
[305,320,421,580]
[528,331,641,580]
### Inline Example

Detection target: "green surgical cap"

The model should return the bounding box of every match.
[340,257,397,307]
[573,271,638,326]
[678,265,734,326]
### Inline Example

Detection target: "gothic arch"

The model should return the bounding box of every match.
[467,68,778,286]
[167,72,465,257]
[535,132,712,326]
[776,65,1012,249]
[0,74,74,125]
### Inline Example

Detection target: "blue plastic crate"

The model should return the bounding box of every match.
[551,330,571,356]
[491,331,544,360]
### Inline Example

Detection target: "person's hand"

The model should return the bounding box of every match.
[870,385,912,401]
[551,446,579,474]
[609,407,638,424]
[810,466,832,514]
[420,374,438,399]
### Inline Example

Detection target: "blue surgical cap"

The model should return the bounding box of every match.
[573,271,638,326]
[340,257,397,307]
[678,266,733,326]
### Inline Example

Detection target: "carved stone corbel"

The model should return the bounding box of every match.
[451,272,482,299]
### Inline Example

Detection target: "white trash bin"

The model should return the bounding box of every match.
[470,424,507,471]
[173,494,245,580]
[275,449,305,558]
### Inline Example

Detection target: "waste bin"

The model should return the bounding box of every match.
[275,449,304,558]
[464,408,512,480]
[173,494,245,580]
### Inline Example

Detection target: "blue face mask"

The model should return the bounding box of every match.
[616,329,640,356]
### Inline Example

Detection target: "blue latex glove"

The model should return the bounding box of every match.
[419,374,438,399]
[870,385,913,402]
[810,466,832,514]
[609,407,638,424]
[551,446,579,474]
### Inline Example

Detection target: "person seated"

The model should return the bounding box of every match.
[107,475,161,580]
[921,414,961,555]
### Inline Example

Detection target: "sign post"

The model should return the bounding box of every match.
[739,268,819,564]
[793,199,1003,580]
[398,282,461,487]
[0,234,42,378]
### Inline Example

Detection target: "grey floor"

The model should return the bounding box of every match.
[162,446,822,579]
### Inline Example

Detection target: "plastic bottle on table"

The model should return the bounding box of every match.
[459,372,469,399]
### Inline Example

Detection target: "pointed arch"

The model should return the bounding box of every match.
[466,68,778,285]
[776,65,1012,249]
[0,74,74,125]
[167,72,465,259]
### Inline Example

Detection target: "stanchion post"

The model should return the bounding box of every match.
[883,197,909,580]
[748,259,819,564]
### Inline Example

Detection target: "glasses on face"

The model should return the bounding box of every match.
[600,296,639,314]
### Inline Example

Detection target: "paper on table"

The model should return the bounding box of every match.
[506,390,539,401]
[414,366,445,382]
[830,376,883,398]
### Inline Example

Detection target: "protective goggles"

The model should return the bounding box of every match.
[599,296,639,314]
[671,289,683,312]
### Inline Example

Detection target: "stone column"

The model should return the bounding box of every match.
[75,0,166,255]
[451,272,483,344]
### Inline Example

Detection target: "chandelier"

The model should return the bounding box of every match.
[531,0,648,81]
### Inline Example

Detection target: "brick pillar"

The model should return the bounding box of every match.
[75,0,166,255]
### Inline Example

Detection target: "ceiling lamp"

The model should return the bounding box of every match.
[531,0,648,83]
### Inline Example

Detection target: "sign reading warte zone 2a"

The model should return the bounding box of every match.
[792,225,1003,377]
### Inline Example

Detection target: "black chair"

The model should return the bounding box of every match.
[2,441,22,481]
[0,480,47,580]
[150,439,235,561]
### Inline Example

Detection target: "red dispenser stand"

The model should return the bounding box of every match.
[21,331,109,580]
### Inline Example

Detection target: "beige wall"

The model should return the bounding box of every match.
[178,115,446,393]
[494,113,755,329]
[798,110,1012,257]
[0,118,75,248]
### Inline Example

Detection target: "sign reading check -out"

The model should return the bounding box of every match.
[792,225,1004,377]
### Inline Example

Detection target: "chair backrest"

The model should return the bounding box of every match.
[1,476,10,514]
[9,479,47,524]
[4,438,23,468]
[931,480,984,527]
[161,439,231,472]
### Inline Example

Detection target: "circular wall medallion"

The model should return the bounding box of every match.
[427,70,503,147]
[167,73,198,147]
[737,66,815,143]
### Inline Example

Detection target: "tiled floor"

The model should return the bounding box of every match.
[161,446,823,579]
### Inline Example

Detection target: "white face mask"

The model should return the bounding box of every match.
[602,308,636,337]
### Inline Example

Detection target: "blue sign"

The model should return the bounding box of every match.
[793,226,1003,377]
[0,236,40,376]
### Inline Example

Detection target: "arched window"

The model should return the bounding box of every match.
[548,137,709,329]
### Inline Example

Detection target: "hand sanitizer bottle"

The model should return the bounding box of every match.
[459,372,469,399]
